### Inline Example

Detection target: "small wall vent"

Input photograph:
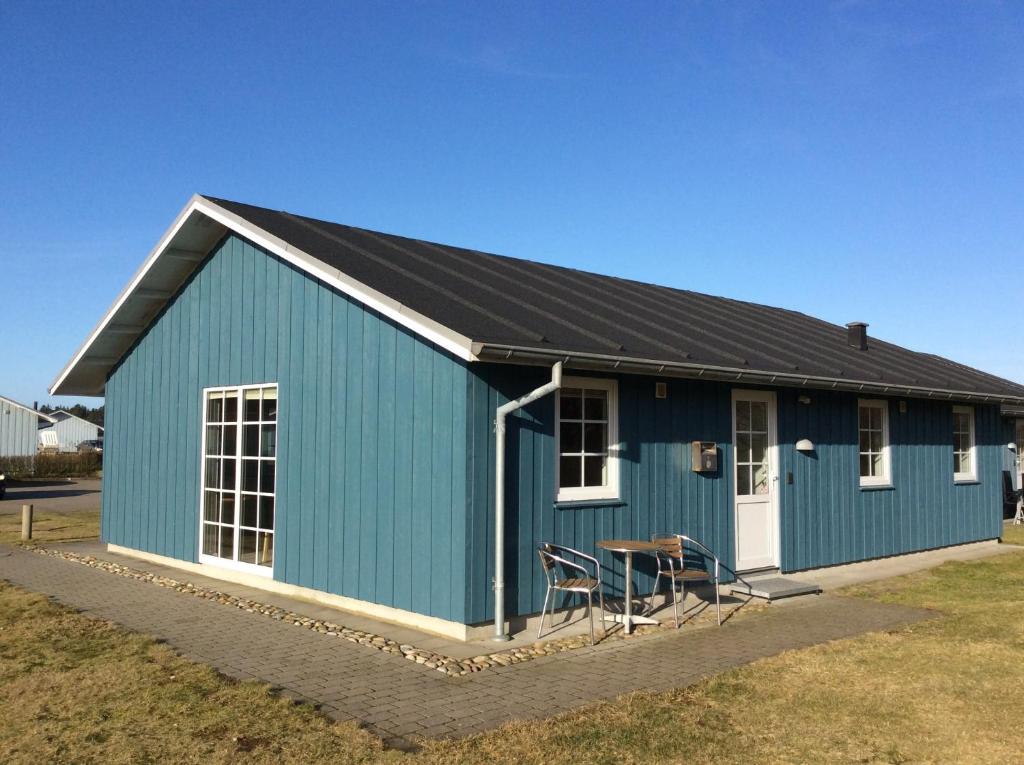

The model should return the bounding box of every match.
[655,382,667,399]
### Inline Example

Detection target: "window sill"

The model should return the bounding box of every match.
[859,483,894,491]
[555,498,626,510]
[953,478,980,485]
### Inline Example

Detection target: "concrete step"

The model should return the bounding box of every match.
[728,576,821,601]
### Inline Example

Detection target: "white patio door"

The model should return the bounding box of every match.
[732,390,779,571]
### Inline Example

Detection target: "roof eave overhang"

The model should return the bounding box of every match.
[473,343,1024,407]
[50,195,478,397]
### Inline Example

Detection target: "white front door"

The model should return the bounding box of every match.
[732,390,779,571]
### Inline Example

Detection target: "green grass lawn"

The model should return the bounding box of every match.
[0,509,100,546]
[1,526,1022,763]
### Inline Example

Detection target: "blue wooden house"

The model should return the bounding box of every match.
[52,195,1024,639]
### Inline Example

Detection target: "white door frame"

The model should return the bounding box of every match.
[731,389,781,572]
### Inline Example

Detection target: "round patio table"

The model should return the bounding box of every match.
[596,539,662,634]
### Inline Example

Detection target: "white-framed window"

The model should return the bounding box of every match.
[952,405,976,482]
[858,399,891,487]
[556,377,619,502]
[200,384,278,575]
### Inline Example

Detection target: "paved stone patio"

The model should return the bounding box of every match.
[0,544,932,749]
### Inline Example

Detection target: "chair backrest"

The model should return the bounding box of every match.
[537,544,558,585]
[651,534,685,565]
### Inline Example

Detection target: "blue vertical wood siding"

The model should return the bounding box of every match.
[464,365,735,625]
[776,390,1002,571]
[102,234,470,623]
[465,367,1006,624]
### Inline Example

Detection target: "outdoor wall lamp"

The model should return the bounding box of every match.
[1009,443,1018,451]
[795,438,815,452]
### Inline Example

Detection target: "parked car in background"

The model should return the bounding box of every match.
[78,439,103,454]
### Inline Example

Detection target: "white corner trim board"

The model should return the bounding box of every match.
[106,543,475,641]
[50,195,478,396]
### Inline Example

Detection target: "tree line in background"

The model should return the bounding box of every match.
[37,403,104,428]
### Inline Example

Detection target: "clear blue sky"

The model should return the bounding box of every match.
[2,1,1022,407]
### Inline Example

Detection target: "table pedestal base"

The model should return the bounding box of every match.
[603,612,660,630]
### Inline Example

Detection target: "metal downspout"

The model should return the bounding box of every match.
[492,361,563,641]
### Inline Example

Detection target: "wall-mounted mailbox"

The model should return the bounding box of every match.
[691,441,718,473]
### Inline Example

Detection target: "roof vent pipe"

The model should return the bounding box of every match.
[846,322,868,351]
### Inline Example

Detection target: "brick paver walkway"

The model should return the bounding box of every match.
[0,545,931,748]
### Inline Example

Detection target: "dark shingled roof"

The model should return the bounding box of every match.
[204,196,1024,400]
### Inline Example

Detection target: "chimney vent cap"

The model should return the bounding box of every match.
[846,322,869,350]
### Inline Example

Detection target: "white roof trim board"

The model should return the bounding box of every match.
[49,195,478,396]
[0,395,56,422]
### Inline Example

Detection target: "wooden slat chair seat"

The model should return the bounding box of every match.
[648,533,722,629]
[537,543,605,645]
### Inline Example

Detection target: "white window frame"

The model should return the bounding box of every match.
[858,399,892,488]
[952,405,977,483]
[555,376,620,503]
[198,382,278,577]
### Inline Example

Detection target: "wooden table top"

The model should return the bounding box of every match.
[596,539,661,553]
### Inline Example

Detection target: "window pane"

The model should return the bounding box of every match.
[872,452,884,477]
[239,529,258,564]
[219,526,234,559]
[205,426,221,456]
[242,460,259,492]
[241,495,258,528]
[262,389,277,421]
[203,491,219,522]
[560,389,582,420]
[737,465,751,496]
[859,428,870,453]
[869,430,882,453]
[584,422,607,453]
[220,493,235,526]
[750,433,767,467]
[751,402,766,432]
[244,389,261,422]
[261,425,277,458]
[205,459,221,489]
[754,462,769,494]
[958,452,971,475]
[860,453,871,477]
[870,406,882,431]
[259,497,275,531]
[559,455,582,488]
[258,533,273,567]
[858,406,869,430]
[222,425,237,457]
[222,459,236,491]
[584,392,606,420]
[735,401,750,432]
[583,455,606,487]
[560,422,582,454]
[224,393,238,423]
[243,425,259,457]
[202,523,218,555]
[207,394,223,423]
[260,461,275,494]
[736,433,751,463]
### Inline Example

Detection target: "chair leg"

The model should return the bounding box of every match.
[537,586,552,640]
[598,587,606,632]
[587,589,595,645]
[647,571,661,615]
[671,578,680,628]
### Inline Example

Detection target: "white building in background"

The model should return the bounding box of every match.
[0,395,55,457]
[37,410,103,453]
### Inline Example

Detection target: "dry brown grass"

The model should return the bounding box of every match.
[0,509,100,546]
[1,532,1022,763]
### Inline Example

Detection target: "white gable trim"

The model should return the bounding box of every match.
[0,395,56,422]
[50,195,478,396]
